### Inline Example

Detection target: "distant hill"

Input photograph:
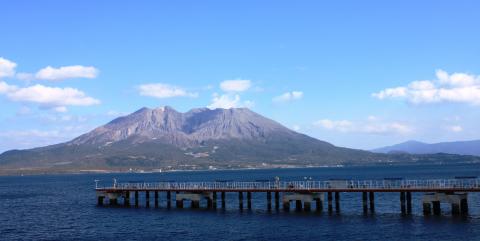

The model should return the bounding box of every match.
[373,140,480,156]
[1,107,479,174]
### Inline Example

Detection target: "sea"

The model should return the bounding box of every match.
[1,163,480,240]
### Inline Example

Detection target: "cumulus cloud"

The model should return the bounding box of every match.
[220,80,251,92]
[0,57,17,78]
[313,118,413,135]
[373,69,480,105]
[273,91,303,102]
[207,93,254,109]
[447,125,463,132]
[138,83,198,99]
[0,81,100,112]
[35,65,99,81]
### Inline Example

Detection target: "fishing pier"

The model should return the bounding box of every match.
[95,178,480,216]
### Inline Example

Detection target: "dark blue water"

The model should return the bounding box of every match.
[2,164,480,240]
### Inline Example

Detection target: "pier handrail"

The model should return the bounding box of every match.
[96,178,480,191]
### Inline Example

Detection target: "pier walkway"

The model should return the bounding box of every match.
[95,178,480,216]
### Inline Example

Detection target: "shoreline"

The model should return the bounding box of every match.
[1,161,479,177]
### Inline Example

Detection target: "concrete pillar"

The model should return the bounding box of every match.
[124,191,130,207]
[97,196,104,206]
[362,192,368,214]
[207,197,213,209]
[192,200,200,209]
[423,203,431,215]
[452,203,460,215]
[109,197,118,205]
[406,192,412,214]
[335,192,340,213]
[327,192,333,213]
[239,192,244,210]
[154,191,159,208]
[461,198,468,214]
[167,191,171,208]
[283,200,290,211]
[316,198,323,212]
[145,191,150,208]
[267,192,272,210]
[295,200,303,211]
[221,192,226,209]
[369,192,375,212]
[304,202,311,211]
[275,192,280,210]
[400,192,406,215]
[247,192,252,209]
[213,192,217,209]
[432,201,441,215]
[176,200,183,208]
[135,191,139,207]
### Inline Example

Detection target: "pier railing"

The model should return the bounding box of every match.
[96,178,480,192]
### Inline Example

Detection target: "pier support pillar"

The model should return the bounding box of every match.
[432,201,441,215]
[423,203,431,215]
[207,196,213,209]
[304,202,311,211]
[315,198,323,212]
[167,191,171,208]
[191,200,200,209]
[327,192,333,213]
[124,191,130,207]
[109,197,118,205]
[461,199,468,215]
[135,191,139,207]
[221,192,226,209]
[145,191,150,208]
[97,196,104,206]
[400,192,406,215]
[362,192,368,214]
[283,200,290,211]
[369,192,375,212]
[267,192,272,210]
[295,200,303,211]
[275,192,280,210]
[335,192,340,213]
[176,200,184,208]
[406,192,412,214]
[239,192,244,210]
[213,192,217,209]
[247,192,252,209]
[154,191,159,208]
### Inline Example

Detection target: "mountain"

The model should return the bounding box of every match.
[373,140,480,156]
[1,107,479,174]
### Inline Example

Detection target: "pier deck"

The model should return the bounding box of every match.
[95,178,480,216]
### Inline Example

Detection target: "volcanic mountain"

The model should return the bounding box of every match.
[1,107,478,174]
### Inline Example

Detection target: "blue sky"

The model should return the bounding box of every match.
[1,0,480,152]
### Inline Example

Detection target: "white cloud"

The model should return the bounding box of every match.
[220,80,251,92]
[0,81,100,111]
[35,65,99,81]
[313,118,413,135]
[447,125,463,132]
[292,125,301,131]
[138,83,198,98]
[373,69,480,105]
[313,119,354,132]
[0,57,17,78]
[207,93,254,109]
[273,91,304,102]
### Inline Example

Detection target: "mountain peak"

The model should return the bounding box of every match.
[70,106,295,147]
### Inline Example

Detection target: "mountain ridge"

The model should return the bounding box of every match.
[373,139,480,156]
[1,107,479,175]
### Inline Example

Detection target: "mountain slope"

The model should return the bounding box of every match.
[1,107,479,174]
[373,140,480,156]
